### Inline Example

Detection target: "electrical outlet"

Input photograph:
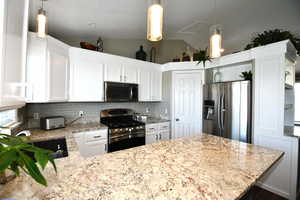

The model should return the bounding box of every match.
[79,111,84,117]
[33,113,40,120]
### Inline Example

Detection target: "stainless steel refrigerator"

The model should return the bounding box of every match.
[203,80,252,143]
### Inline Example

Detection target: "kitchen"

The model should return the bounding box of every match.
[0,0,300,200]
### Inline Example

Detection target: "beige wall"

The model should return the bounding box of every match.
[55,34,191,64]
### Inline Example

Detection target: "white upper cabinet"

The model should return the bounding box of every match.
[139,67,151,101]
[104,57,138,84]
[69,47,104,102]
[123,62,138,84]
[0,0,29,110]
[26,32,70,102]
[151,68,162,101]
[104,62,123,83]
[139,63,162,102]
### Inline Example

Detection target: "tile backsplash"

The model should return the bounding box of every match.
[26,102,165,128]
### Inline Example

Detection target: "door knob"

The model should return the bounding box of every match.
[176,118,180,121]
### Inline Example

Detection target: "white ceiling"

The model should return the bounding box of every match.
[28,0,300,53]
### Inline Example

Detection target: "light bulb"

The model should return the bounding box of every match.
[147,3,163,42]
[210,32,222,58]
[36,8,47,38]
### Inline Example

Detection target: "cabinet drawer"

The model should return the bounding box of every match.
[81,140,107,157]
[84,129,108,142]
[159,122,170,131]
[146,124,159,133]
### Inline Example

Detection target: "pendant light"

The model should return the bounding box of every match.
[147,0,163,42]
[36,0,48,38]
[209,0,223,58]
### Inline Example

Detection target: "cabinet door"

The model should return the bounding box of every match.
[70,59,104,102]
[123,65,138,83]
[146,133,158,144]
[159,131,170,141]
[151,70,162,101]
[81,140,107,158]
[47,50,69,101]
[0,0,28,108]
[139,69,151,101]
[104,63,123,82]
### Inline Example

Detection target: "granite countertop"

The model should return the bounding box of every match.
[141,118,170,124]
[284,126,300,138]
[28,123,108,142]
[0,133,283,200]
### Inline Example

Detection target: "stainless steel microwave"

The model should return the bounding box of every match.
[104,82,138,102]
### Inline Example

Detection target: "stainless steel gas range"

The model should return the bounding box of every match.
[100,109,145,152]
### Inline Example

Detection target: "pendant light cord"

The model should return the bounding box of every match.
[214,0,217,25]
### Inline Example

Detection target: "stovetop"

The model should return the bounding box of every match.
[101,116,145,129]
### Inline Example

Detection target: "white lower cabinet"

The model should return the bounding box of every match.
[146,122,170,144]
[74,129,108,158]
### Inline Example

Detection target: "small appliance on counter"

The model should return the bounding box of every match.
[40,116,65,130]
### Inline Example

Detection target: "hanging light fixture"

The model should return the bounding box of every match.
[209,0,224,58]
[210,24,223,58]
[36,0,48,38]
[147,0,163,42]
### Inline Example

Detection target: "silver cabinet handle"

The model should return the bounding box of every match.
[94,135,101,138]
[175,118,180,121]
[104,144,107,151]
[159,133,162,140]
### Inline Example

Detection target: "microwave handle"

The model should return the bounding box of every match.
[130,88,133,100]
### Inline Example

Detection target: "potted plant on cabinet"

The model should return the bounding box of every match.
[0,134,56,186]
[195,48,212,68]
[245,29,300,55]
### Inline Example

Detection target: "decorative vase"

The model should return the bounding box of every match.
[96,37,104,52]
[136,45,147,61]
[182,52,190,61]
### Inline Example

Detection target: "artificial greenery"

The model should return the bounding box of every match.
[0,134,56,186]
[245,29,300,55]
[240,71,253,81]
[196,48,211,67]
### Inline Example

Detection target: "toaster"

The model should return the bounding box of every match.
[40,116,65,130]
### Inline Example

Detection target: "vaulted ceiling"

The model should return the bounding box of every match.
[28,0,300,54]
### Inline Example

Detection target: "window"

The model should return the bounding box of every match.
[295,83,300,124]
[0,109,17,127]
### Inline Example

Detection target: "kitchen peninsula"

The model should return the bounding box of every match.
[0,133,283,200]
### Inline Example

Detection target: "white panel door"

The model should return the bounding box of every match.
[48,50,69,101]
[139,68,151,101]
[104,63,123,82]
[173,71,202,139]
[70,59,104,102]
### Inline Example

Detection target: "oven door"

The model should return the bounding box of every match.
[108,131,145,152]
[104,82,138,102]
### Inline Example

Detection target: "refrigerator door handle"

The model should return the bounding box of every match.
[217,95,222,134]
[221,94,225,130]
